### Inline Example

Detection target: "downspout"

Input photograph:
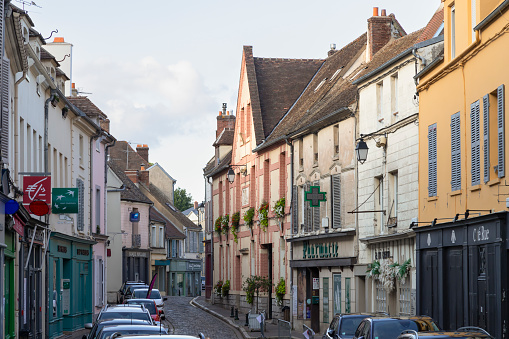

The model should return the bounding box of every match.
[13,70,27,183]
[285,137,294,325]
[104,139,116,233]
[90,130,101,235]
[411,49,425,86]
[44,90,57,173]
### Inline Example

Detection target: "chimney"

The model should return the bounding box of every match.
[100,118,110,133]
[53,37,65,43]
[216,104,236,138]
[328,43,337,57]
[381,9,387,16]
[125,170,138,184]
[367,7,395,62]
[139,169,149,187]
[194,201,198,210]
[136,144,149,163]
[71,83,78,97]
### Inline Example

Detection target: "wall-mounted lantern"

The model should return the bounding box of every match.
[356,138,369,164]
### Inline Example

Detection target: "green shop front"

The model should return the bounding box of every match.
[155,259,202,297]
[48,232,95,338]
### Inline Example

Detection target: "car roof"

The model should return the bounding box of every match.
[134,288,159,292]
[97,319,152,325]
[370,316,435,321]
[400,332,491,338]
[99,324,167,331]
[102,305,147,313]
[118,336,202,339]
[126,299,156,303]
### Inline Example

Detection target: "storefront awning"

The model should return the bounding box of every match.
[286,229,355,242]
[290,257,356,268]
[359,229,415,244]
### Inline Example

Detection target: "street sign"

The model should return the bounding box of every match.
[305,186,326,207]
[52,188,79,214]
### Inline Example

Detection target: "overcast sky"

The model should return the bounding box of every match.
[26,0,439,202]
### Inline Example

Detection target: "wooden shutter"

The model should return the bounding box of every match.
[331,174,341,229]
[304,182,311,232]
[1,57,9,164]
[292,185,298,234]
[470,102,481,186]
[498,84,505,178]
[77,178,85,231]
[313,181,320,231]
[428,124,437,197]
[198,232,204,253]
[451,113,461,191]
[483,95,490,183]
[172,239,177,258]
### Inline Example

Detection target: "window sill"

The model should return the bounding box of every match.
[427,196,438,202]
[488,178,500,186]
[449,190,462,197]
[469,185,481,192]
[299,166,304,172]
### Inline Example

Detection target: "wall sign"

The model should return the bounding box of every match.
[303,240,339,259]
[23,176,51,207]
[77,249,89,256]
[52,188,79,214]
[305,186,326,207]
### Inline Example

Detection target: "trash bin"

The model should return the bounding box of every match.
[282,306,290,321]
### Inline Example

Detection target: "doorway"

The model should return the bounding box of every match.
[307,267,320,333]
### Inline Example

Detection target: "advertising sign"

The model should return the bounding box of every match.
[52,188,79,214]
[23,176,51,213]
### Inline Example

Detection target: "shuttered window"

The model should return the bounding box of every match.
[471,101,481,186]
[77,178,85,231]
[483,95,490,183]
[303,182,311,232]
[1,57,9,164]
[313,181,320,231]
[498,84,505,178]
[292,185,298,234]
[198,232,204,253]
[451,113,461,191]
[331,174,341,228]
[428,124,438,197]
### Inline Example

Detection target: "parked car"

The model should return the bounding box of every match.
[83,319,153,339]
[119,335,207,339]
[95,324,168,339]
[353,316,441,339]
[125,298,161,325]
[94,304,153,325]
[123,284,150,302]
[324,313,386,339]
[117,281,147,303]
[397,327,493,339]
[131,288,167,319]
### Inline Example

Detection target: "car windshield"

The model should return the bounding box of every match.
[127,301,157,315]
[133,289,161,299]
[97,327,167,339]
[340,317,366,336]
[98,312,151,322]
[374,320,420,339]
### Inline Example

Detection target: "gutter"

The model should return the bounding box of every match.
[285,137,294,325]
[474,0,509,31]
[89,128,102,235]
[44,90,57,173]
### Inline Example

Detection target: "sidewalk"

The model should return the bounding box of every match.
[192,296,310,339]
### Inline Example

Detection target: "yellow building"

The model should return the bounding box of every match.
[416,1,509,336]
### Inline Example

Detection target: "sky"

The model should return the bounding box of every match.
[24,0,440,202]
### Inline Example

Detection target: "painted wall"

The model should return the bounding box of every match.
[106,167,123,303]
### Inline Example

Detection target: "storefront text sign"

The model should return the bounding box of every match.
[77,248,90,256]
[23,176,51,207]
[127,251,148,258]
[187,262,202,271]
[52,188,79,214]
[303,240,339,259]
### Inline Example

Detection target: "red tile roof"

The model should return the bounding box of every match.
[417,5,444,44]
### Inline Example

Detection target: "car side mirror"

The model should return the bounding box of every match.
[84,323,93,329]
[163,297,168,301]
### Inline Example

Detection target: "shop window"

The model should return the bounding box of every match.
[398,279,412,316]
[375,280,388,313]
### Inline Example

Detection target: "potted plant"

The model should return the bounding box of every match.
[243,207,255,236]
[275,277,286,307]
[242,275,272,313]
[215,216,223,237]
[222,279,230,297]
[258,202,269,232]
[273,197,286,232]
[222,214,230,240]
[215,280,223,296]
[231,212,240,243]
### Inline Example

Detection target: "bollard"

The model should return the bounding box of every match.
[245,312,249,326]
[234,308,239,320]
[230,306,234,317]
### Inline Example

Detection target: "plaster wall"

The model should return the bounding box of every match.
[106,168,123,303]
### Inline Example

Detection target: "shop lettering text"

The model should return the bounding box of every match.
[473,226,490,242]
[374,250,391,260]
[77,249,89,256]
[303,241,339,259]
[57,246,67,253]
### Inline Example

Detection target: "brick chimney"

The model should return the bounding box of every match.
[139,168,150,187]
[216,103,236,138]
[136,144,149,163]
[100,118,110,133]
[194,201,198,210]
[125,170,138,183]
[367,7,396,62]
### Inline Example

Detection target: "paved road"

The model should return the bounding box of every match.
[163,296,242,339]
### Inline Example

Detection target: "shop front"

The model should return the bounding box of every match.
[155,259,202,297]
[289,233,356,334]
[122,248,150,283]
[48,233,94,338]
[414,212,508,339]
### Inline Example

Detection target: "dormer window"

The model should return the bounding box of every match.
[36,46,40,59]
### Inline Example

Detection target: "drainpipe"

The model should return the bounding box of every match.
[104,139,116,234]
[13,70,27,183]
[89,128,101,236]
[285,137,294,325]
[44,90,58,173]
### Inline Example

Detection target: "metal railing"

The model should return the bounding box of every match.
[303,324,315,339]
[277,319,291,339]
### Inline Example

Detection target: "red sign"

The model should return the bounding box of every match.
[23,176,51,212]
[13,215,24,237]
[29,201,50,216]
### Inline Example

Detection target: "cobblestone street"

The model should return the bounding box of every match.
[164,296,242,339]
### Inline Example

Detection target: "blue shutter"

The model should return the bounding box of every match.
[483,95,490,183]
[470,102,481,186]
[172,239,177,258]
[498,84,505,178]
[451,113,461,191]
[428,124,437,197]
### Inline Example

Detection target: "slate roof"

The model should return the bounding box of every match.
[183,207,198,216]
[213,129,234,146]
[203,150,232,178]
[67,96,108,120]
[56,68,70,80]
[150,207,185,239]
[29,27,45,44]
[40,47,59,66]
[243,46,323,145]
[259,34,367,148]
[108,160,152,204]
[416,5,444,44]
[110,141,148,171]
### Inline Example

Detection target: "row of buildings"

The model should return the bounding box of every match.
[202,1,509,338]
[0,2,204,338]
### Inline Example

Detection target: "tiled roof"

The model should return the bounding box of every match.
[108,160,153,204]
[203,150,232,178]
[56,68,70,80]
[150,207,186,239]
[243,46,323,145]
[67,96,108,120]
[40,48,59,66]
[260,34,367,146]
[202,156,216,175]
[416,5,444,44]
[110,141,148,171]
[29,27,45,44]
[213,129,234,146]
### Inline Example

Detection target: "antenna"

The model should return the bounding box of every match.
[14,0,42,10]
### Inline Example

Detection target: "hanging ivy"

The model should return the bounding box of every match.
[214,216,223,235]
[258,202,269,231]
[243,207,255,228]
[231,212,240,243]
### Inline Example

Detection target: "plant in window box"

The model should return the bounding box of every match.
[221,279,230,297]
[367,259,397,292]
[231,212,240,243]
[275,277,286,307]
[214,280,223,296]
[273,197,286,232]
[51,95,60,107]
[214,216,223,237]
[222,214,230,239]
[243,207,255,236]
[258,202,269,232]
[395,258,411,285]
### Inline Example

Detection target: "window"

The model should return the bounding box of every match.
[377,82,384,121]
[151,226,157,247]
[79,134,84,166]
[331,174,341,229]
[391,73,398,116]
[471,101,481,186]
[388,171,398,225]
[313,134,318,165]
[451,5,456,59]
[399,278,412,316]
[263,159,269,202]
[299,140,304,169]
[428,124,438,197]
[451,112,461,191]
[376,280,388,313]
[95,187,101,231]
[159,227,163,248]
[333,124,339,156]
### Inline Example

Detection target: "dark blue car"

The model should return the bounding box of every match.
[353,316,440,339]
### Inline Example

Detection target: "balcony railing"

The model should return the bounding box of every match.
[132,234,141,248]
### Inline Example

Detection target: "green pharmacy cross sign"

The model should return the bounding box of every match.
[305,186,326,207]
[52,188,79,214]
